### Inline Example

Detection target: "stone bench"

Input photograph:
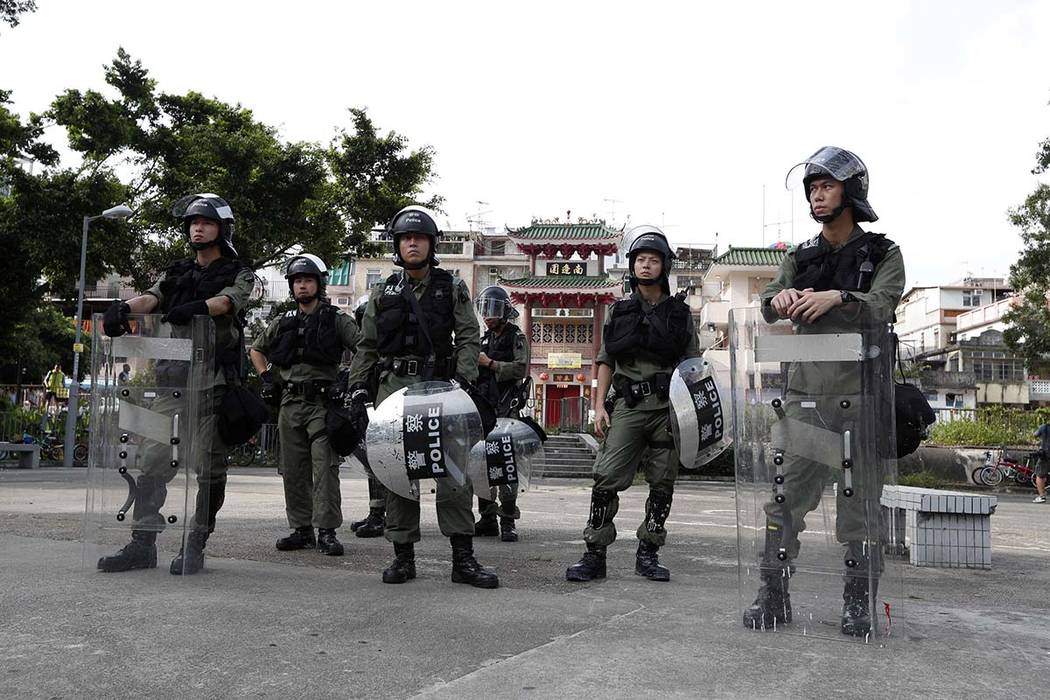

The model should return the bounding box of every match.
[881,485,996,570]
[0,442,41,469]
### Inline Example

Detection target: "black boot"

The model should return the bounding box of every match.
[566,542,607,582]
[170,530,208,575]
[450,534,499,588]
[635,540,670,582]
[743,523,793,630]
[743,571,792,630]
[354,508,385,538]
[275,526,315,551]
[474,512,499,537]
[97,530,157,572]
[382,542,416,584]
[841,575,874,637]
[499,517,518,542]
[317,528,345,556]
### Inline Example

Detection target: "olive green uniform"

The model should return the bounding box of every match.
[348,271,480,544]
[140,262,256,534]
[252,307,360,530]
[758,225,905,561]
[584,293,700,547]
[478,324,529,520]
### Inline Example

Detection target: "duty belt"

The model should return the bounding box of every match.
[383,356,455,380]
[284,379,333,402]
[613,373,671,408]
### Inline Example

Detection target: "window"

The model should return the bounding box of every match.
[366,269,382,289]
[962,289,983,307]
[436,241,464,255]
[486,240,505,256]
[945,393,964,408]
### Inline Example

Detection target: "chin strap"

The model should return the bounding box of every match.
[189,239,220,251]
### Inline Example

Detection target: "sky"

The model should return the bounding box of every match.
[2,0,1049,287]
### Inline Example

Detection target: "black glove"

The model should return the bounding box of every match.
[102,301,132,337]
[348,385,371,437]
[259,370,278,404]
[162,300,209,326]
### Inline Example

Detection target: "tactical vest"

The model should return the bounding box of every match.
[791,231,894,294]
[157,256,248,369]
[374,269,455,362]
[269,303,343,368]
[478,322,520,393]
[603,295,692,366]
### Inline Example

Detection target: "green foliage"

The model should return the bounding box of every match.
[1003,130,1050,373]
[897,471,944,489]
[926,406,1050,446]
[0,304,77,383]
[0,0,35,30]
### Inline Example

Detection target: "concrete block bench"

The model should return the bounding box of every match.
[0,442,41,469]
[881,485,996,570]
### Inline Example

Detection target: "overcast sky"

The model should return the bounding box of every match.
[3,0,1049,286]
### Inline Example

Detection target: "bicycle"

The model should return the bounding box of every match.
[972,447,1036,488]
[227,435,262,467]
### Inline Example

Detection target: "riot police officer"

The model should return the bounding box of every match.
[472,285,529,542]
[250,254,360,556]
[745,146,905,636]
[97,193,256,575]
[566,226,700,583]
[347,294,387,539]
[346,205,498,588]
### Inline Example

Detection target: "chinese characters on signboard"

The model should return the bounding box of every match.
[546,262,586,276]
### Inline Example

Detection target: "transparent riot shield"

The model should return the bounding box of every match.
[669,357,732,470]
[83,314,214,574]
[366,381,483,501]
[467,417,544,501]
[731,304,901,643]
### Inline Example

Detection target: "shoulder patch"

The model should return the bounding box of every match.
[515,334,526,350]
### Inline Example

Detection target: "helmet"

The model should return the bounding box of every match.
[475,285,519,321]
[285,253,328,300]
[785,146,877,224]
[172,193,237,256]
[625,224,675,294]
[385,205,442,269]
[353,294,369,326]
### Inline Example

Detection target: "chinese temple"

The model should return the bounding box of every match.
[502,218,623,428]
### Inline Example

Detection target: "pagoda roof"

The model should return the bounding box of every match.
[710,246,788,267]
[507,222,622,242]
[500,275,621,291]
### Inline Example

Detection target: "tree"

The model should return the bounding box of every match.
[48,50,440,285]
[0,0,35,31]
[1003,133,1050,375]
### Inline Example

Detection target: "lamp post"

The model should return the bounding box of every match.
[64,204,133,467]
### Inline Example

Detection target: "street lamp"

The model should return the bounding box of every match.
[63,204,133,467]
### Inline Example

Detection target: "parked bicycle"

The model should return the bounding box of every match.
[972,447,1036,488]
[227,435,262,467]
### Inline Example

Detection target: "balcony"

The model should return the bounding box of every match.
[700,299,729,328]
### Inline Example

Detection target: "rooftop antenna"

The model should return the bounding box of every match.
[602,197,623,226]
[466,200,492,233]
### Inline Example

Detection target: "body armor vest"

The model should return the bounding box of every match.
[157,256,247,370]
[269,303,343,368]
[791,231,894,293]
[604,295,692,366]
[478,323,520,392]
[374,268,455,361]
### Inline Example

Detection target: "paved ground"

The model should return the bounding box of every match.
[1,465,1049,699]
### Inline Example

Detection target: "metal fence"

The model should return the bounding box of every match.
[559,396,590,433]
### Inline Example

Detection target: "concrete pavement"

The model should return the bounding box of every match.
[1,466,1049,698]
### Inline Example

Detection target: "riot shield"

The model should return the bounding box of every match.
[366,381,483,501]
[467,417,544,501]
[83,314,214,574]
[731,304,901,643]
[669,357,732,470]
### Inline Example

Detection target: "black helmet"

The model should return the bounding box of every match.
[786,147,877,224]
[385,205,442,269]
[285,253,328,300]
[172,193,238,256]
[475,285,519,321]
[624,225,675,294]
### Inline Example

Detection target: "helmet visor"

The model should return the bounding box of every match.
[475,297,513,320]
[784,147,867,190]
